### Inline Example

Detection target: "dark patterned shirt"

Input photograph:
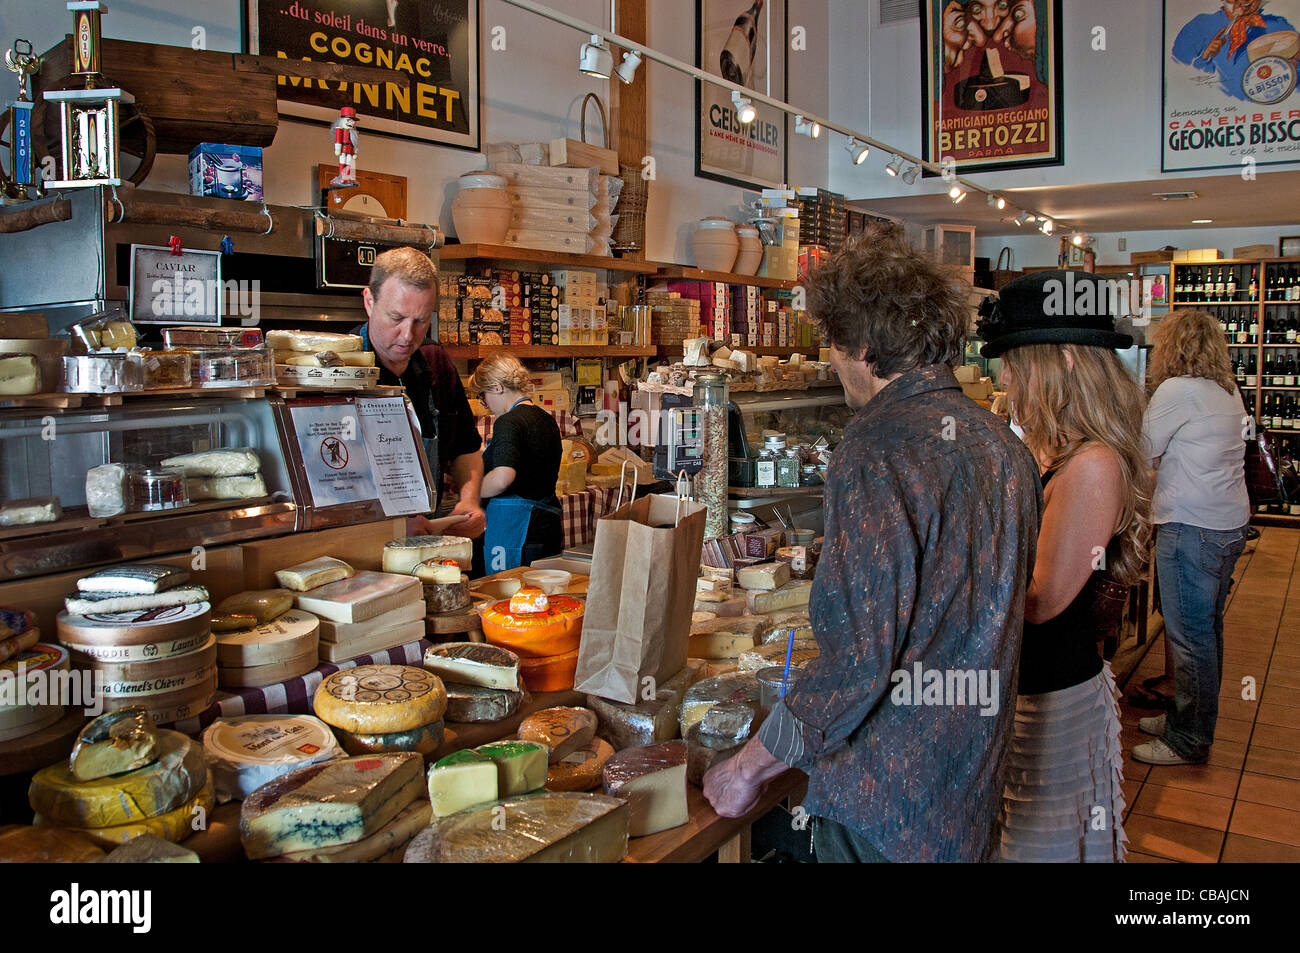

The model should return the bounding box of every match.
[757,364,1041,862]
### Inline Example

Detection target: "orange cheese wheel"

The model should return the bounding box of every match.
[480,595,583,659]
[519,648,579,693]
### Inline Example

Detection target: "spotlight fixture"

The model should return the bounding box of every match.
[1039,218,1055,235]
[795,115,821,138]
[732,90,757,124]
[845,137,869,165]
[884,155,904,177]
[579,34,613,78]
[1014,211,1031,227]
[948,184,967,204]
[614,49,642,84]
[901,163,920,184]
[987,193,1006,210]
[1071,232,1086,247]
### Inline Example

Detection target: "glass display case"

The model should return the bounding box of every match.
[728,389,848,517]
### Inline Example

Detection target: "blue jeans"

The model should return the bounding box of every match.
[1155,521,1249,761]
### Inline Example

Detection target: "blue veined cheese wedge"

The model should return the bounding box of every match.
[239,752,423,860]
[404,792,629,863]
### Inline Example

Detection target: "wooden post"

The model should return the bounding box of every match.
[609,0,647,166]
[0,199,73,234]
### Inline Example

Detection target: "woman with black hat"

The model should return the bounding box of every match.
[978,270,1152,863]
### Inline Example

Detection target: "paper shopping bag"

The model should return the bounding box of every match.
[572,492,707,703]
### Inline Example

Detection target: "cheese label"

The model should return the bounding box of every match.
[98,663,218,698]
[324,665,437,705]
[0,643,69,677]
[74,601,209,627]
[63,630,211,663]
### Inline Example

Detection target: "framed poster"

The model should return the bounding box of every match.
[1162,0,1300,172]
[245,0,480,150]
[696,0,789,190]
[128,245,222,324]
[919,0,1064,174]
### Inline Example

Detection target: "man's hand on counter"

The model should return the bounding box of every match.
[702,735,788,818]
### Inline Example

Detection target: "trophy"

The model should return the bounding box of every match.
[1,38,42,200]
[43,2,134,188]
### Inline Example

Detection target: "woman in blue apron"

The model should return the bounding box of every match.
[470,353,563,574]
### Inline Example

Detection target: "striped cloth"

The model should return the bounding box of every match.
[476,409,585,442]
[997,662,1128,863]
[559,485,626,548]
[168,639,430,736]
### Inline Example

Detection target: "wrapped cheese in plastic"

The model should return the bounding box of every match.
[216,589,295,625]
[69,707,159,781]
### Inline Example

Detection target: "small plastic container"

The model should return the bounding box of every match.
[130,467,189,511]
[757,665,802,719]
[729,510,757,535]
[520,569,572,595]
[192,346,274,387]
[137,349,194,389]
[62,353,145,393]
[163,326,264,349]
[788,527,816,547]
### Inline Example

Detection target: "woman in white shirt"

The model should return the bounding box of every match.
[1134,310,1250,766]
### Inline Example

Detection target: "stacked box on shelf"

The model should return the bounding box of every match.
[735,285,762,348]
[795,187,847,253]
[553,269,606,346]
[666,281,731,342]
[644,291,702,346]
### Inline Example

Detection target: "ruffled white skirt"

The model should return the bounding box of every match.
[997,662,1128,863]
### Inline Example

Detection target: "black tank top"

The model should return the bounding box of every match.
[1017,466,1127,696]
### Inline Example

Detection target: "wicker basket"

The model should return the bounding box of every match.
[613,162,648,257]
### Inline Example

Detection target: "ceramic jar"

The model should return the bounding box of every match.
[451,172,511,244]
[733,224,763,275]
[691,217,739,273]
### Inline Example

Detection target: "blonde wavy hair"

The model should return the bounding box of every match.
[1001,343,1152,585]
[1149,309,1236,395]
[469,352,533,398]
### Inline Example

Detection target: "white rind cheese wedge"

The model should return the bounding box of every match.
[382,536,473,574]
[265,329,363,353]
[274,557,354,592]
[422,642,521,691]
[602,740,689,837]
[476,740,548,796]
[518,707,598,764]
[186,474,267,501]
[735,561,791,591]
[404,792,629,863]
[426,749,499,817]
[160,448,260,477]
[239,752,423,860]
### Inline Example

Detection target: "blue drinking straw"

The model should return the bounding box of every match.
[780,630,795,698]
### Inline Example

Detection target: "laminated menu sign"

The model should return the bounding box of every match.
[356,397,430,517]
[289,402,378,507]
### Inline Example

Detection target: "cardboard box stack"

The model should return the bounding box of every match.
[795,187,847,253]
[644,291,703,347]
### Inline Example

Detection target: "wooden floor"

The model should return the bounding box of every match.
[1119,526,1300,862]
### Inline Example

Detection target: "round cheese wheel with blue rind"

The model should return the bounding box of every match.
[313,665,447,734]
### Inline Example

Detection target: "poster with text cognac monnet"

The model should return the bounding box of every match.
[246,0,479,149]
[1163,0,1300,172]
[920,0,1063,174]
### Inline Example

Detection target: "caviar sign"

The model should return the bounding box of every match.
[919,0,1064,173]
[246,0,479,149]
[1162,0,1300,172]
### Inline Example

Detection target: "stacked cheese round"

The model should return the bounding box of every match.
[57,603,218,726]
[313,664,447,757]
[0,641,68,743]
[480,588,584,693]
[214,608,320,688]
[29,725,212,848]
[422,642,524,725]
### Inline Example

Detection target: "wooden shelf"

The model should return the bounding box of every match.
[443,345,656,359]
[437,243,658,275]
[728,484,824,498]
[1173,300,1259,305]
[651,264,799,290]
[652,344,821,359]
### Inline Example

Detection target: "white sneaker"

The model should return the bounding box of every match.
[1139,714,1166,736]
[1132,738,1197,766]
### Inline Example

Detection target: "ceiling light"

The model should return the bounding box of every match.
[845,137,869,165]
[1192,218,1213,224]
[884,155,903,177]
[614,49,642,84]
[1040,218,1055,235]
[987,193,1006,210]
[901,164,919,184]
[795,115,821,138]
[1014,211,1030,226]
[1071,232,1086,246]
[579,34,612,78]
[1153,191,1199,201]
[948,184,967,204]
[732,90,756,124]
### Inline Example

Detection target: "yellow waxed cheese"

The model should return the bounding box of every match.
[313,665,447,734]
[36,774,215,848]
[29,729,206,828]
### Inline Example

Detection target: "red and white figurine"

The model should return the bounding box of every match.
[331,106,358,186]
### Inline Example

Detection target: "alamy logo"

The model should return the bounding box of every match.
[1043,271,1153,321]
[889,663,1000,716]
[150,277,260,319]
[50,884,151,933]
[0,663,105,716]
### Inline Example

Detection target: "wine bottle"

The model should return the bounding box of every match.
[1250,267,1259,300]
[1226,268,1238,299]
[719,0,764,86]
[1290,308,1299,344]
[1286,352,1297,387]
[1247,352,1258,387]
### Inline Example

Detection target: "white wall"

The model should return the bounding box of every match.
[0,0,830,264]
[977,226,1295,271]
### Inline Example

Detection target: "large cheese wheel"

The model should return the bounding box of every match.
[28,729,207,828]
[203,714,342,803]
[36,773,215,848]
[214,609,319,667]
[442,683,524,724]
[75,635,217,687]
[480,595,584,658]
[0,643,69,741]
[62,628,211,663]
[313,665,447,734]
[333,720,445,757]
[56,603,211,647]
[218,646,319,688]
[518,648,579,693]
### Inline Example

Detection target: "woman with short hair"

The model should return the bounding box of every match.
[979,270,1152,863]
[469,352,563,572]
[1133,310,1250,766]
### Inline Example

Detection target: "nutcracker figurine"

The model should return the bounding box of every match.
[331,106,358,187]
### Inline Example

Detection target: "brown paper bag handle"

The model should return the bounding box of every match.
[615,459,639,510]
[674,470,694,526]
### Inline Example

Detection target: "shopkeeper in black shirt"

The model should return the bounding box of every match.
[359,247,485,538]
[469,352,563,572]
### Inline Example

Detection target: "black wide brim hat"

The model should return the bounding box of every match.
[976,269,1135,358]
